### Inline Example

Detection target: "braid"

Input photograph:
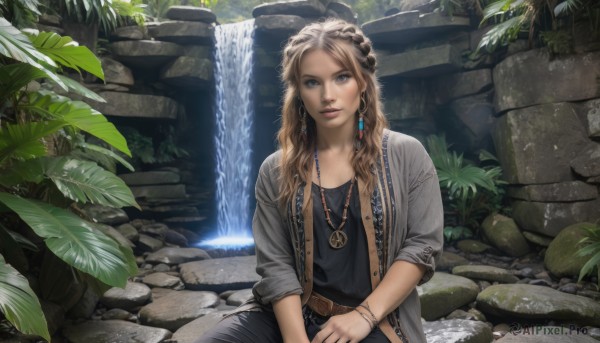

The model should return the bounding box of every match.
[336,24,377,73]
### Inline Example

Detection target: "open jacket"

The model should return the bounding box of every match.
[250,130,444,343]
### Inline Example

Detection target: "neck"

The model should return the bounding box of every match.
[315,126,355,153]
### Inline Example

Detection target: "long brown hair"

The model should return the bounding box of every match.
[277,19,388,206]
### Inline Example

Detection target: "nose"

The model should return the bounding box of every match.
[321,82,335,103]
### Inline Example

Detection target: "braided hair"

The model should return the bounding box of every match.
[277,19,388,206]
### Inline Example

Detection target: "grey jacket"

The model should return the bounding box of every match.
[250,130,444,342]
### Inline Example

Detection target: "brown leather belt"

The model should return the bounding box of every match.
[306,291,354,317]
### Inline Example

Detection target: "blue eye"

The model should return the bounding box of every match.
[336,74,351,82]
[304,79,319,88]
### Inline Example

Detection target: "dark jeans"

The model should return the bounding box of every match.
[194,310,390,343]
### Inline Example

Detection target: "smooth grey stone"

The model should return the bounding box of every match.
[62,319,171,343]
[423,319,493,343]
[87,91,179,119]
[142,272,184,290]
[165,6,216,23]
[180,256,259,293]
[146,247,211,265]
[100,281,151,311]
[115,223,139,243]
[453,265,519,284]
[417,272,479,320]
[100,57,134,86]
[110,40,183,68]
[137,234,164,253]
[252,0,326,17]
[151,20,213,44]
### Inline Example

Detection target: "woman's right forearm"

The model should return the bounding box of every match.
[272,294,309,343]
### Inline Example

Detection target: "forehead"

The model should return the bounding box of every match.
[299,49,346,76]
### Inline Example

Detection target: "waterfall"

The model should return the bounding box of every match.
[213,20,255,243]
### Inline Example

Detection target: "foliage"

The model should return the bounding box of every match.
[426,135,506,242]
[577,223,600,287]
[121,126,188,166]
[0,0,42,28]
[0,11,138,341]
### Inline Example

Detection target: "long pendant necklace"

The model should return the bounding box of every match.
[314,148,355,249]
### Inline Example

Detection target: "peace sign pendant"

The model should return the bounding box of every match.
[329,230,348,249]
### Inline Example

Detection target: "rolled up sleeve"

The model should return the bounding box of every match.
[252,156,302,304]
[394,142,444,285]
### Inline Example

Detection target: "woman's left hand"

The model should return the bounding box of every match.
[310,310,373,343]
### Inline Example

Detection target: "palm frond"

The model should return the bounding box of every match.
[0,121,65,163]
[554,0,583,16]
[477,14,527,53]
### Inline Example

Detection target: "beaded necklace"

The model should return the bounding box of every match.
[314,148,356,249]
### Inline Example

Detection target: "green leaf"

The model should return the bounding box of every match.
[42,157,139,209]
[0,64,47,102]
[24,91,131,156]
[0,121,66,163]
[0,18,66,90]
[0,193,135,288]
[75,142,135,172]
[0,254,50,342]
[26,31,104,80]
[477,15,526,53]
[0,158,44,187]
[56,75,106,102]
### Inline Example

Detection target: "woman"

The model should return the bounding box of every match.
[197,19,443,343]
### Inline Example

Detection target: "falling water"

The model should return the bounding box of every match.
[209,20,255,247]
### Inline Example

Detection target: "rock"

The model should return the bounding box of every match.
[493,102,590,184]
[180,256,260,293]
[151,21,213,44]
[495,328,598,342]
[494,49,600,112]
[115,223,139,242]
[151,287,177,301]
[101,308,136,321]
[67,287,99,319]
[449,91,496,145]
[522,231,553,247]
[183,45,212,59]
[100,281,151,311]
[254,14,306,42]
[85,83,129,92]
[512,199,600,237]
[130,184,187,199]
[226,289,254,306]
[138,290,219,331]
[146,247,211,265]
[88,91,179,119]
[378,43,463,78]
[423,319,493,343]
[481,213,530,257]
[252,0,326,17]
[62,319,171,343]
[100,58,134,86]
[160,56,213,89]
[437,251,470,271]
[326,1,356,23]
[581,98,600,138]
[94,223,135,248]
[544,223,594,278]
[476,284,600,326]
[571,143,600,178]
[111,25,147,41]
[143,272,184,290]
[119,171,180,186]
[456,240,494,254]
[417,272,479,320]
[432,69,493,104]
[81,204,128,225]
[137,234,164,253]
[140,223,170,237]
[110,40,183,68]
[165,6,216,23]
[171,311,232,343]
[362,11,470,47]
[164,229,189,246]
[452,265,520,284]
[384,79,434,121]
[508,181,599,202]
[153,263,171,272]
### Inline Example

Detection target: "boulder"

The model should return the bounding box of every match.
[493,102,590,184]
[476,284,600,326]
[362,11,470,47]
[180,256,260,293]
[522,231,553,247]
[62,320,171,343]
[452,265,519,284]
[326,2,357,23]
[142,272,184,290]
[171,311,232,343]
[183,45,213,59]
[166,6,216,23]
[139,223,170,237]
[580,98,600,138]
[252,0,326,17]
[571,143,600,178]
[508,181,598,202]
[115,223,139,242]
[138,290,219,331]
[100,57,134,86]
[119,171,180,186]
[254,14,306,43]
[110,40,183,68]
[111,25,147,41]
[137,234,164,252]
[423,319,493,343]
[81,204,128,225]
[449,91,496,144]
[512,199,600,237]
[151,21,213,44]
[456,240,494,254]
[437,251,470,271]
[100,281,151,311]
[88,91,179,119]
[417,272,479,320]
[378,43,463,78]
[145,247,211,265]
[432,69,493,104]
[160,56,213,89]
[544,223,595,278]
[494,49,600,112]
[481,213,530,257]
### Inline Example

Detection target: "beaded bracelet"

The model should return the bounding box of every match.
[353,309,376,330]
[358,303,379,327]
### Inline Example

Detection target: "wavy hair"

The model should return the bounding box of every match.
[277,19,388,206]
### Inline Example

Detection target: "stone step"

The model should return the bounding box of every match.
[160,56,213,90]
[378,43,463,78]
[110,40,183,68]
[88,91,179,119]
[150,21,213,45]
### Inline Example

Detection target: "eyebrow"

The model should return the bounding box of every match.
[300,69,349,79]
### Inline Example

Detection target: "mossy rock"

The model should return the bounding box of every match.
[544,222,593,278]
[481,213,530,257]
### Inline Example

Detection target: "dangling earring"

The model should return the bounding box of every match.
[358,94,367,140]
[299,100,307,143]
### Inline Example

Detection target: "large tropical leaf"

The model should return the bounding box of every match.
[72,142,135,172]
[0,157,44,187]
[42,157,139,209]
[56,75,106,102]
[0,193,135,288]
[0,254,50,342]
[0,63,47,102]
[24,91,131,156]
[477,14,526,53]
[0,18,65,89]
[26,31,104,80]
[0,121,65,163]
